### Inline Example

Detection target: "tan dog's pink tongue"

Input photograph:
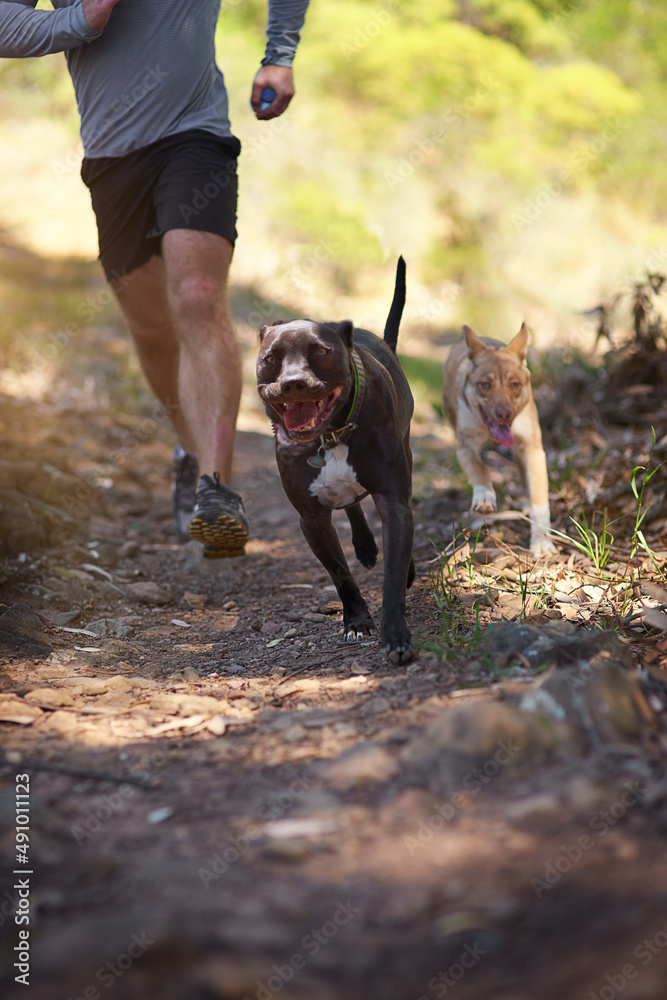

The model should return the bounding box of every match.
[285,401,318,431]
[489,423,514,447]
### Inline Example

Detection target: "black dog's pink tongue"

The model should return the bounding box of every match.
[284,401,318,431]
[489,422,514,447]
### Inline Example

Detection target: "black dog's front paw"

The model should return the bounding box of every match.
[382,622,414,664]
[342,613,375,643]
[385,639,414,664]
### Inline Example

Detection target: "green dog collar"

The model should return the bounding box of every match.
[306,348,366,468]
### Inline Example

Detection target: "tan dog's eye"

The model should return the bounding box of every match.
[479,381,491,390]
[510,381,520,390]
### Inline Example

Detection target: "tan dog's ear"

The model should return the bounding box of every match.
[506,322,529,362]
[463,325,487,359]
[259,324,271,342]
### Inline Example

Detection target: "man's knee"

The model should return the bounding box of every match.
[169,275,226,325]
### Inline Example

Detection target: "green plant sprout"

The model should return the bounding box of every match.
[516,556,550,617]
[551,509,616,575]
[629,427,666,579]
[427,527,486,650]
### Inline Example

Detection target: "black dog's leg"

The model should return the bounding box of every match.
[373,493,414,663]
[299,510,375,640]
[404,431,416,591]
[346,503,378,569]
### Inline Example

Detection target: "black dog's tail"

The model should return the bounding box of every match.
[383,255,406,354]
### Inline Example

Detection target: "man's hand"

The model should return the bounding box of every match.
[82,0,122,33]
[250,65,295,120]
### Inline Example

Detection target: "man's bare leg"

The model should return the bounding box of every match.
[111,231,241,483]
[160,228,247,557]
[162,229,241,484]
[111,255,195,454]
[111,230,247,555]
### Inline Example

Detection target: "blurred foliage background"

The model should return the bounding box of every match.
[1,0,666,404]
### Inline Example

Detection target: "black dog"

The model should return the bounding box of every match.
[256,258,415,663]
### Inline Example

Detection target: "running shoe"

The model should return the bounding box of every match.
[189,472,249,558]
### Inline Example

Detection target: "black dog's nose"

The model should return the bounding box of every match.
[280,377,308,394]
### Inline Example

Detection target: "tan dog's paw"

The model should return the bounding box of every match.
[471,486,497,515]
[529,504,556,556]
[530,534,557,557]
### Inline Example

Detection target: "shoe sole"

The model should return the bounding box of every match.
[202,544,246,559]
[189,511,249,558]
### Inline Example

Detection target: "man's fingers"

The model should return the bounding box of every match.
[250,66,295,120]
[256,93,292,119]
[249,80,268,111]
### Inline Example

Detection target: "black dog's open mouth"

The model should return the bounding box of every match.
[271,387,343,442]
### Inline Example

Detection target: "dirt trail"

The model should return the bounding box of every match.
[1,359,666,1000]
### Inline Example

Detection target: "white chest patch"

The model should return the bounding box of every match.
[308,444,367,509]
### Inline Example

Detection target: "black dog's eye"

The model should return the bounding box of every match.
[263,354,276,365]
[316,347,330,357]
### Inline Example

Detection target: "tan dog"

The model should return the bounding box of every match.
[443,323,554,555]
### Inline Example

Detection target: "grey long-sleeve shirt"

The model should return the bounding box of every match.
[0,0,309,157]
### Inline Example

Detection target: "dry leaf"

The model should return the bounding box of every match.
[641,582,667,605]
[641,605,667,632]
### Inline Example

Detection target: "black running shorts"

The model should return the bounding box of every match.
[81,129,241,282]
